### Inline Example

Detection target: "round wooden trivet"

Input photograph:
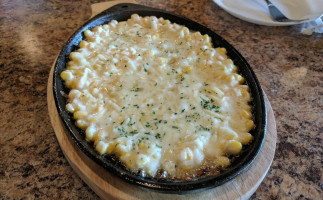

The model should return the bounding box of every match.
[48,64,277,200]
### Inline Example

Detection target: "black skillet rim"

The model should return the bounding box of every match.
[53,3,267,194]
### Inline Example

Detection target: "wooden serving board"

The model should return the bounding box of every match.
[47,60,277,200]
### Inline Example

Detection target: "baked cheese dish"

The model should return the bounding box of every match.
[60,14,254,178]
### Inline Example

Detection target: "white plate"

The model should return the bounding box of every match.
[213,0,318,26]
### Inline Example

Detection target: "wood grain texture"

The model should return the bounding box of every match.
[48,58,277,200]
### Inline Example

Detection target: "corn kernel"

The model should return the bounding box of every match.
[69,89,81,99]
[232,66,238,72]
[75,69,84,76]
[89,87,99,95]
[71,80,79,88]
[240,132,253,145]
[159,58,166,63]
[205,42,212,47]
[114,143,126,156]
[64,81,72,88]
[73,111,86,119]
[67,66,77,70]
[60,71,73,81]
[245,105,252,112]
[67,61,75,67]
[226,140,242,155]
[218,47,227,54]
[238,76,244,84]
[144,50,153,56]
[187,50,195,56]
[96,141,108,154]
[226,59,233,65]
[143,35,151,40]
[226,75,234,82]
[194,32,202,37]
[131,14,140,21]
[93,130,103,142]
[92,25,101,32]
[66,103,75,113]
[184,35,191,40]
[88,117,96,122]
[233,74,244,84]
[152,33,159,39]
[84,30,93,38]
[125,160,134,169]
[120,152,130,160]
[93,64,100,70]
[183,66,191,73]
[241,90,247,97]
[69,52,79,60]
[241,89,251,100]
[106,143,115,154]
[220,75,228,80]
[79,41,87,48]
[138,143,146,150]
[203,34,210,42]
[183,27,189,34]
[246,120,255,131]
[163,20,170,25]
[220,142,226,151]
[109,20,118,27]
[216,156,230,167]
[219,127,238,140]
[219,65,226,71]
[76,120,87,130]
[242,109,252,119]
[94,102,104,113]
[85,125,96,140]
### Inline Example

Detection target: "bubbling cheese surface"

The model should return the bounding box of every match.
[61,14,255,178]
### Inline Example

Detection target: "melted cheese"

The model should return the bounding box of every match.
[61,14,254,178]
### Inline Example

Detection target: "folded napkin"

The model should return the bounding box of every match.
[270,0,323,34]
[270,0,323,20]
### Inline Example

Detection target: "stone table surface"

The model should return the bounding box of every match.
[0,0,322,199]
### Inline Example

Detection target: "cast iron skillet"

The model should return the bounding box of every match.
[53,3,267,194]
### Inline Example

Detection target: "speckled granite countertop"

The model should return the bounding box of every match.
[0,0,322,199]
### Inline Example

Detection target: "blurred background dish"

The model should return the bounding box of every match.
[212,0,322,26]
